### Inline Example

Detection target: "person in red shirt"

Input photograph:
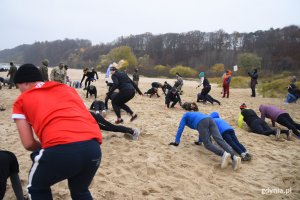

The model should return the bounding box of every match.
[12,64,102,200]
[222,70,232,98]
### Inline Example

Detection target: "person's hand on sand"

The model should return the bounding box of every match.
[169,142,179,146]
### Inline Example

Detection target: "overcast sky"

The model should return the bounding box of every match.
[0,0,299,51]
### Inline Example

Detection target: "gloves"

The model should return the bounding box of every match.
[169,142,179,146]
[194,141,202,145]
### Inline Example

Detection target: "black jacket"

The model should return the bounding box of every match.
[108,71,142,96]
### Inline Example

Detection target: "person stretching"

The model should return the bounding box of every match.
[165,87,182,108]
[169,111,241,170]
[210,112,251,161]
[259,104,300,139]
[238,103,291,140]
[90,112,140,140]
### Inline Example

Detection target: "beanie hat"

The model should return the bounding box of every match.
[199,72,205,78]
[240,103,247,109]
[14,64,43,84]
[42,59,49,66]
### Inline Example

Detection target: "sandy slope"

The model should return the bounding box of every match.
[0,69,299,200]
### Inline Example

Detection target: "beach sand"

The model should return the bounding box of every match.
[0,68,299,200]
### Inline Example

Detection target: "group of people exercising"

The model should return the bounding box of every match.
[2,64,299,199]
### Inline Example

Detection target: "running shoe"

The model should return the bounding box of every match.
[232,156,241,170]
[221,151,231,169]
[132,128,140,140]
[287,130,292,140]
[130,114,137,122]
[275,128,281,140]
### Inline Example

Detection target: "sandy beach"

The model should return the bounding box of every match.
[0,68,299,200]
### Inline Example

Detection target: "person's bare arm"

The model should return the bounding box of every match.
[15,119,41,151]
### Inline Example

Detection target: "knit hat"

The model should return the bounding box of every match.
[42,59,49,66]
[199,72,205,78]
[14,64,43,84]
[240,103,247,109]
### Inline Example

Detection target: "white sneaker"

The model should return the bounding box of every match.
[232,156,241,170]
[132,128,140,140]
[221,151,231,169]
[287,130,292,140]
[275,128,281,140]
[101,110,107,118]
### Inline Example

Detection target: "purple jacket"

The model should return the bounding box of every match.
[259,105,286,126]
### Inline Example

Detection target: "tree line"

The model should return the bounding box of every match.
[0,25,299,76]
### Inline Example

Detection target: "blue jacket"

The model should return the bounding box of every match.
[210,112,234,135]
[175,112,209,143]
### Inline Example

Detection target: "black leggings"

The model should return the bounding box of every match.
[166,98,180,108]
[250,119,276,136]
[250,119,288,136]
[201,85,211,96]
[206,94,221,105]
[277,113,300,136]
[112,89,135,118]
[91,112,133,134]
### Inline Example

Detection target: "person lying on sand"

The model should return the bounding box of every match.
[238,103,292,140]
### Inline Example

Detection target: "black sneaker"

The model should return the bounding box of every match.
[130,114,137,122]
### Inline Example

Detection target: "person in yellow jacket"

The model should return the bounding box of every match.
[237,103,246,128]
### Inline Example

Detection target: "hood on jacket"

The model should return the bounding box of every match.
[259,104,266,113]
[210,111,220,118]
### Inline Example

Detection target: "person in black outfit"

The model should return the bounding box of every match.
[107,67,143,124]
[162,81,172,95]
[90,112,140,140]
[90,100,106,115]
[197,72,212,103]
[86,85,97,98]
[81,68,98,90]
[239,104,290,139]
[248,69,258,97]
[165,87,182,108]
[150,82,166,95]
[197,93,221,105]
[144,87,160,98]
[105,92,118,110]
[0,150,24,200]
[91,68,99,80]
